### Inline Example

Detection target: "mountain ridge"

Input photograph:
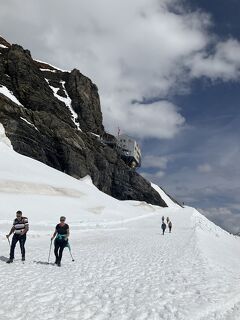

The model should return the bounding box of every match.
[0,35,167,207]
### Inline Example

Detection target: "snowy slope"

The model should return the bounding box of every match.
[151,182,180,208]
[0,123,156,228]
[0,84,22,106]
[1,123,240,320]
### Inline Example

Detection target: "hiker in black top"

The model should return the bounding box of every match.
[161,222,167,235]
[168,221,172,233]
[51,216,69,267]
[6,210,29,263]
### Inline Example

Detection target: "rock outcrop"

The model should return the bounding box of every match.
[0,36,167,207]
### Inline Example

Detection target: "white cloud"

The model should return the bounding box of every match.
[142,155,169,169]
[141,170,166,182]
[197,163,212,173]
[1,0,240,140]
[190,39,240,81]
[105,100,185,139]
[155,170,166,178]
[202,207,232,217]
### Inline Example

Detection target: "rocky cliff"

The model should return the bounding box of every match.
[0,35,167,207]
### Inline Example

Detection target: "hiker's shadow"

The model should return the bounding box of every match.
[0,256,9,262]
[33,260,55,266]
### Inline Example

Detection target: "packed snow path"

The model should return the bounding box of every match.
[1,207,240,320]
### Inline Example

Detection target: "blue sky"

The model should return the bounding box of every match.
[0,0,240,232]
[140,0,240,232]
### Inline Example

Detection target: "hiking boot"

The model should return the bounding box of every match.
[22,257,25,261]
[57,261,61,267]
[6,259,13,264]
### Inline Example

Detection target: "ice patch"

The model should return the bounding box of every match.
[0,44,7,48]
[40,68,57,73]
[20,117,39,132]
[0,85,22,106]
[90,132,100,138]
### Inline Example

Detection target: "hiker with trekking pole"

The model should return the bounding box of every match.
[6,210,29,263]
[50,216,71,267]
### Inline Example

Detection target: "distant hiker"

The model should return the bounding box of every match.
[6,210,29,263]
[162,216,165,223]
[161,222,167,235]
[166,217,170,224]
[51,216,69,267]
[168,221,172,233]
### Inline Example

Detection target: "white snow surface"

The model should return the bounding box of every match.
[0,124,240,320]
[35,59,68,73]
[40,68,57,73]
[0,85,22,106]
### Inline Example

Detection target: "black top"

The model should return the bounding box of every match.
[56,223,69,235]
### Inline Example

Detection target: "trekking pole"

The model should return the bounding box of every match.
[47,239,53,264]
[69,248,75,262]
[67,243,75,262]
[6,236,10,247]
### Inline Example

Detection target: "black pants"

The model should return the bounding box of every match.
[54,239,67,262]
[162,228,166,235]
[10,234,26,259]
[169,226,172,233]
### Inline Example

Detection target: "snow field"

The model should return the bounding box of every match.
[1,208,240,320]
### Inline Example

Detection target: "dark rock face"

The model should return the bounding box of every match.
[66,69,104,134]
[0,36,167,207]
